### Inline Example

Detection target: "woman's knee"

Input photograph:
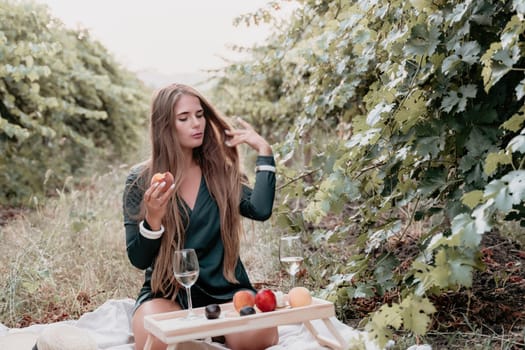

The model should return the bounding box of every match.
[225,327,279,350]
[132,298,181,350]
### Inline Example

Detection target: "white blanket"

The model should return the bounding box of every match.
[0,298,427,350]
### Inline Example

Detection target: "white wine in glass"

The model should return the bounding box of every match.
[279,235,303,288]
[173,249,199,318]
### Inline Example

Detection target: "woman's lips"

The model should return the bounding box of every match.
[192,132,203,138]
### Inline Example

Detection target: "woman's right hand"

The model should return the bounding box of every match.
[143,180,175,230]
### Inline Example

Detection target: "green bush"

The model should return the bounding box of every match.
[0,0,150,205]
[211,0,525,346]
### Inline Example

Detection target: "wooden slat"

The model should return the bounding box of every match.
[303,320,344,350]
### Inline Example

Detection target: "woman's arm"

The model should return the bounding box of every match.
[240,155,276,220]
[224,118,276,220]
[122,170,162,269]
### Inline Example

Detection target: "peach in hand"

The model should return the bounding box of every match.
[151,171,174,191]
[233,290,256,313]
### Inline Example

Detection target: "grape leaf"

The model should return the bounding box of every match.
[413,260,445,294]
[433,250,453,287]
[484,151,512,176]
[376,303,403,329]
[400,295,436,335]
[505,170,525,203]
[485,46,521,89]
[415,136,444,158]
[445,1,470,24]
[442,41,480,76]
[404,23,440,56]
[455,41,481,64]
[462,190,484,209]
[367,101,394,126]
[516,78,525,101]
[502,107,525,131]
[366,303,402,348]
[508,133,525,153]
[445,250,474,287]
[409,0,434,11]
[451,213,483,247]
[440,84,477,113]
[354,283,376,298]
[485,171,525,211]
[395,90,428,131]
[513,0,525,17]
[472,199,494,234]
[418,166,446,196]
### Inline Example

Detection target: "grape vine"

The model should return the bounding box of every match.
[212,0,525,347]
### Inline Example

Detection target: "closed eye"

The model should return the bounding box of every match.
[176,111,203,121]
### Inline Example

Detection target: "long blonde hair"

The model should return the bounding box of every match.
[141,83,244,297]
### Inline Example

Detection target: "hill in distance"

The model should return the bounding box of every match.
[135,69,215,91]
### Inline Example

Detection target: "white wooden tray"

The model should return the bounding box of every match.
[143,296,346,350]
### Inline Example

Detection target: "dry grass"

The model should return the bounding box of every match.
[240,220,280,287]
[0,163,142,327]
[391,331,525,350]
[0,152,279,328]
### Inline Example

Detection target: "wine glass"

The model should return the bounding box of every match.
[173,249,199,318]
[279,235,303,289]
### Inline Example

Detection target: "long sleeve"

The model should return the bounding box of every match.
[122,168,162,270]
[240,155,276,220]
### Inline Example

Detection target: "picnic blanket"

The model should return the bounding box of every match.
[0,298,429,349]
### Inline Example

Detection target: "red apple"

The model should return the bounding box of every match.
[151,172,174,192]
[255,289,277,312]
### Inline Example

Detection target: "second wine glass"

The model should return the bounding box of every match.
[173,248,199,318]
[279,235,303,289]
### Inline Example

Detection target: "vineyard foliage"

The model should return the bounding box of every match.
[0,1,150,205]
[212,0,525,346]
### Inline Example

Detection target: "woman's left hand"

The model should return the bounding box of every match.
[224,118,272,156]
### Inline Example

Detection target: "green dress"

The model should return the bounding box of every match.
[122,156,276,311]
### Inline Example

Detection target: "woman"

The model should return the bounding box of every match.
[122,83,278,350]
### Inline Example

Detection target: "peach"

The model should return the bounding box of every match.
[233,290,256,313]
[288,287,312,307]
[151,171,174,191]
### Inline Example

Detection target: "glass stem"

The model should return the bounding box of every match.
[292,274,296,288]
[186,287,193,314]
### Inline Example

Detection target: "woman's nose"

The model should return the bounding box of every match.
[190,115,200,126]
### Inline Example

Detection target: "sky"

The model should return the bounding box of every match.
[36,0,287,75]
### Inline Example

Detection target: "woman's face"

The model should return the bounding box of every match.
[173,94,206,151]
